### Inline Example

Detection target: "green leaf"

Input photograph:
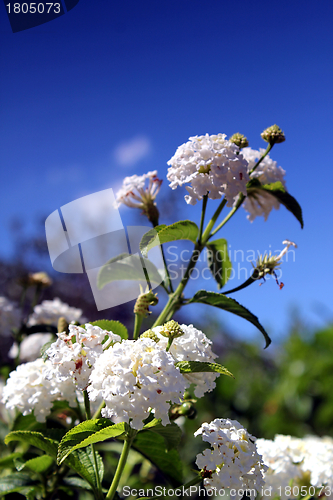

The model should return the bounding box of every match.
[143,420,182,450]
[5,430,59,457]
[0,452,23,469]
[140,220,199,257]
[248,181,304,228]
[41,341,54,360]
[58,419,126,465]
[75,447,104,489]
[97,253,163,289]
[139,225,167,255]
[4,430,99,492]
[187,291,271,348]
[175,360,234,378]
[0,472,35,495]
[87,320,128,340]
[12,413,44,432]
[133,431,183,486]
[206,239,232,289]
[63,476,93,491]
[15,455,54,473]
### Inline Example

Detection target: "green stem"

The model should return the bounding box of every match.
[83,391,102,498]
[92,400,106,420]
[198,194,208,244]
[152,219,174,294]
[201,198,227,244]
[248,142,273,175]
[105,432,136,500]
[133,313,143,340]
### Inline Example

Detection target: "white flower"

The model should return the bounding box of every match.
[195,418,267,499]
[152,324,219,398]
[9,333,54,362]
[257,434,333,497]
[0,296,21,337]
[27,298,85,327]
[167,134,249,206]
[88,337,187,429]
[241,147,286,222]
[44,324,121,391]
[1,358,77,422]
[116,170,162,209]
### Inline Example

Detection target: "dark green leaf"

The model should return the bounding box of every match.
[206,239,232,289]
[4,430,98,492]
[140,221,199,257]
[58,419,126,464]
[187,291,271,348]
[133,431,183,485]
[248,181,304,228]
[0,472,35,495]
[74,447,104,489]
[143,420,182,450]
[12,413,44,432]
[175,361,234,378]
[97,253,163,289]
[87,320,128,340]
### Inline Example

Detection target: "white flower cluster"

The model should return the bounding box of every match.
[88,337,187,429]
[257,434,333,499]
[27,298,85,327]
[1,358,77,422]
[116,170,162,208]
[44,324,121,390]
[167,134,249,206]
[241,147,286,222]
[0,296,21,337]
[152,324,219,398]
[195,418,267,500]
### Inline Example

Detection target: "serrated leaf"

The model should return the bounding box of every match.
[4,430,98,492]
[187,291,271,348]
[139,225,167,255]
[133,431,183,486]
[248,181,304,228]
[175,361,234,378]
[143,420,182,450]
[75,447,104,489]
[16,455,54,473]
[140,220,199,257]
[58,419,126,465]
[87,320,128,340]
[206,239,232,289]
[97,253,163,289]
[5,430,59,457]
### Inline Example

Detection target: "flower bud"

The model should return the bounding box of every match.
[159,320,184,339]
[19,272,52,288]
[229,133,249,149]
[140,329,160,343]
[133,287,158,317]
[261,125,285,144]
[57,316,69,334]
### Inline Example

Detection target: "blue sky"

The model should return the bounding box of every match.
[1,0,332,345]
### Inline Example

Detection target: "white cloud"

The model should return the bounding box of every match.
[113,135,151,166]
